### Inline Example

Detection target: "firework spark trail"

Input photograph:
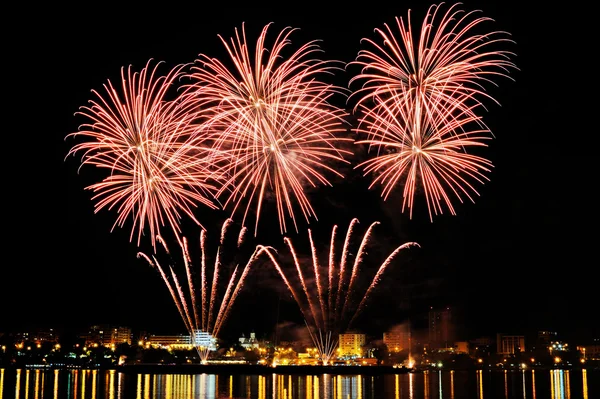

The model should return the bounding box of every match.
[220,218,232,245]
[340,221,380,321]
[356,91,493,220]
[327,224,337,330]
[207,248,221,332]
[206,218,234,330]
[348,242,420,328]
[180,236,201,330]
[211,266,238,335]
[335,218,359,314]
[181,23,353,236]
[66,59,220,250]
[237,227,247,248]
[304,321,338,365]
[349,2,517,138]
[170,266,196,339]
[200,230,208,331]
[308,229,326,329]
[284,237,321,329]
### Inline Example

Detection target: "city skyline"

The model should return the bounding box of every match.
[3,0,595,346]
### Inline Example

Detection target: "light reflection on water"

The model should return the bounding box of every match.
[0,367,597,398]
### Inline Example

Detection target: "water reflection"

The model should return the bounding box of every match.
[2,367,597,398]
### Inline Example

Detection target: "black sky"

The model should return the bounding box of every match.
[3,1,596,343]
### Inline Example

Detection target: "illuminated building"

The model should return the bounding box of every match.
[455,341,469,354]
[470,337,493,356]
[496,333,525,355]
[112,327,132,345]
[82,325,112,346]
[81,325,131,347]
[191,330,217,351]
[147,334,193,350]
[15,329,58,345]
[147,331,216,351]
[577,344,600,360]
[239,332,260,349]
[338,333,365,358]
[383,329,410,352]
[428,307,453,349]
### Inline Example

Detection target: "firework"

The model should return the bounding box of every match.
[137,218,271,363]
[261,218,418,364]
[355,91,493,220]
[180,23,353,236]
[65,59,221,250]
[349,2,517,137]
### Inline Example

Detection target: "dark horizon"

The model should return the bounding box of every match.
[3,0,595,346]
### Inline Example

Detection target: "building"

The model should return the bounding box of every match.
[15,329,58,345]
[470,337,493,357]
[428,307,453,349]
[147,331,217,351]
[239,332,260,349]
[338,333,366,358]
[147,334,193,350]
[383,327,410,352]
[191,330,217,351]
[496,334,525,355]
[82,325,112,346]
[577,343,600,360]
[454,341,469,354]
[112,327,132,345]
[81,325,131,347]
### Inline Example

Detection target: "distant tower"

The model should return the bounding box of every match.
[428,307,453,349]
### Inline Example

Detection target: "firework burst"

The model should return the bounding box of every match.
[261,218,418,364]
[180,23,354,236]
[355,92,493,220]
[137,218,271,363]
[349,2,517,137]
[66,59,221,250]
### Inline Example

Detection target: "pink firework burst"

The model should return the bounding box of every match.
[261,218,419,364]
[349,2,517,138]
[180,23,354,236]
[66,59,220,249]
[355,91,494,221]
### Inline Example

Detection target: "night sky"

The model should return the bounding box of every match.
[4,1,595,344]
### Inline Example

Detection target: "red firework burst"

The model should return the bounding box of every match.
[66,59,220,249]
[349,2,517,138]
[180,23,353,236]
[355,91,494,220]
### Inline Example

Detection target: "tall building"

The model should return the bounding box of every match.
[112,327,132,345]
[428,307,453,349]
[83,325,112,346]
[338,333,366,358]
[496,333,525,355]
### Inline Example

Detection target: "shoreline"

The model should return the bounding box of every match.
[116,364,412,375]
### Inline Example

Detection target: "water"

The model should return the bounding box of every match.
[0,367,597,398]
